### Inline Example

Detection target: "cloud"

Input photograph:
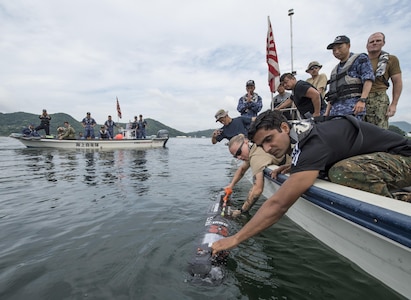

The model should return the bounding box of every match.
[0,0,410,132]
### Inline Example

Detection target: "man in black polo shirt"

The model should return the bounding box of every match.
[211,110,411,255]
[275,73,326,118]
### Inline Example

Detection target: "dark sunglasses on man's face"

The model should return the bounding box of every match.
[233,140,244,158]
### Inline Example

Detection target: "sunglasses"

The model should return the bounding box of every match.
[308,66,319,71]
[233,140,244,158]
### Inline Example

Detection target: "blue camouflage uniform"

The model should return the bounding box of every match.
[329,53,375,119]
[82,116,96,139]
[237,93,263,118]
[104,119,117,138]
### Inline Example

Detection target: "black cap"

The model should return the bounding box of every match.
[246,80,255,86]
[327,35,350,49]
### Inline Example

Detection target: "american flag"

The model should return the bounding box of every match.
[266,16,281,93]
[116,97,122,119]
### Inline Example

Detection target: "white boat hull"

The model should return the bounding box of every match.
[9,134,168,150]
[262,165,411,299]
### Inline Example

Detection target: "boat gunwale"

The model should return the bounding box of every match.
[263,167,411,249]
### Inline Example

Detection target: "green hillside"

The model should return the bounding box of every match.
[3,112,409,139]
[186,129,214,138]
[391,121,411,133]
[0,112,186,137]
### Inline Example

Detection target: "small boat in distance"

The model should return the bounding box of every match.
[9,129,169,150]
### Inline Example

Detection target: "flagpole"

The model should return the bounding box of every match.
[288,8,296,75]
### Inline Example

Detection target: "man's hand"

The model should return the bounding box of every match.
[231,209,242,218]
[353,100,366,115]
[386,104,396,118]
[270,164,291,179]
[213,129,222,137]
[211,235,239,256]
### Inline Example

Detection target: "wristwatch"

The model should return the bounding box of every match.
[358,98,367,103]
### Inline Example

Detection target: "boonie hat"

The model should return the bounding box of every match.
[246,80,255,86]
[215,109,228,122]
[305,61,322,73]
[327,35,350,49]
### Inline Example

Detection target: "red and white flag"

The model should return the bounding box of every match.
[266,16,281,93]
[116,97,122,119]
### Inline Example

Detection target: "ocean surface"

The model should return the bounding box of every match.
[0,137,404,300]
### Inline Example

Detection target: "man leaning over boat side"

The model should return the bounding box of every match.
[98,126,112,140]
[211,109,253,145]
[225,134,290,217]
[211,110,411,255]
[276,73,326,118]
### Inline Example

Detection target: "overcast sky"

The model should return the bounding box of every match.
[1,0,410,132]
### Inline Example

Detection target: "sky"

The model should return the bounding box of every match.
[0,0,410,132]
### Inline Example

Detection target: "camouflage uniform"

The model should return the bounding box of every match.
[364,92,389,129]
[330,98,366,120]
[328,152,411,198]
[364,54,401,129]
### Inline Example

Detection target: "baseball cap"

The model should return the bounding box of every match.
[327,35,350,49]
[215,109,228,122]
[246,80,255,86]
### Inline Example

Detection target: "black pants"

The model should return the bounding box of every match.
[35,124,50,135]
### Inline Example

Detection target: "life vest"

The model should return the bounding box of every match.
[105,120,114,128]
[99,130,110,139]
[375,51,390,87]
[326,53,363,103]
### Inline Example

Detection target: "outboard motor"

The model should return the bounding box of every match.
[156,129,169,139]
[187,188,232,285]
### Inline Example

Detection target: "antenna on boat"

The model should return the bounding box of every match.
[288,8,296,75]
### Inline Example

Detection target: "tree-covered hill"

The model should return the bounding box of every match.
[391,121,411,133]
[0,112,187,137]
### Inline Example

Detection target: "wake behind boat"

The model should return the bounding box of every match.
[9,129,169,150]
[261,165,411,299]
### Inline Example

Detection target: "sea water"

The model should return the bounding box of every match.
[0,137,404,299]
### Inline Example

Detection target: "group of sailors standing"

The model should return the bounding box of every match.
[22,110,148,140]
[79,112,148,140]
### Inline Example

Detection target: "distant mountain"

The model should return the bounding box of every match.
[186,129,214,138]
[0,112,186,137]
[391,121,411,133]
